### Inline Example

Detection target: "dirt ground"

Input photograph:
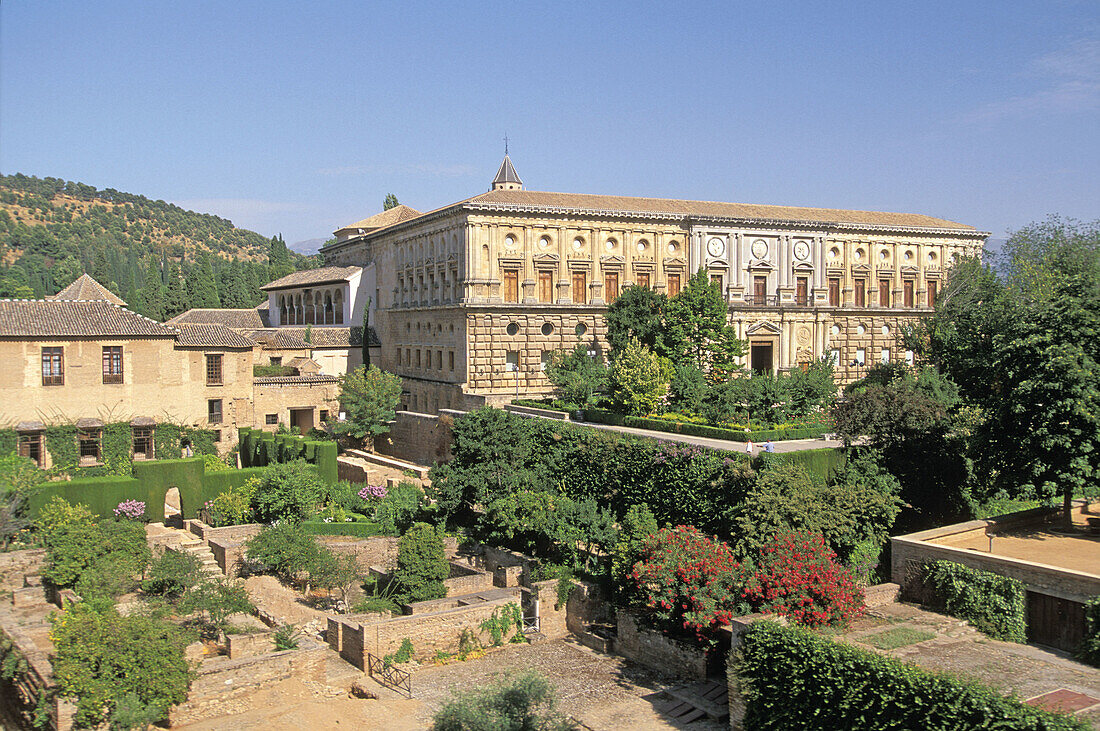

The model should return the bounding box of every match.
[173,638,724,730]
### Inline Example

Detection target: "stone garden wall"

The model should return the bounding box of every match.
[615,612,709,680]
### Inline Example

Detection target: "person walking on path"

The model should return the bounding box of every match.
[745,440,754,455]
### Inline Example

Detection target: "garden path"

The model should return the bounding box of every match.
[837,603,1100,728]
[573,419,852,454]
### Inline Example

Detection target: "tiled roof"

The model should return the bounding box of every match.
[174,323,256,349]
[261,266,361,290]
[464,189,977,230]
[253,374,339,385]
[248,326,376,349]
[0,300,177,338]
[167,307,270,329]
[49,274,127,306]
[335,205,422,234]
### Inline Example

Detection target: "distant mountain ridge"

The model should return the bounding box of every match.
[0,173,317,321]
[290,237,329,256]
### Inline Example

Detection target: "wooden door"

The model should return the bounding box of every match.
[879,280,891,307]
[538,271,553,302]
[1027,591,1085,651]
[636,273,650,289]
[667,273,681,297]
[796,277,808,305]
[903,279,914,308]
[503,270,519,302]
[754,276,766,303]
[604,272,619,302]
[828,278,840,306]
[854,278,866,307]
[927,280,938,308]
[572,272,587,303]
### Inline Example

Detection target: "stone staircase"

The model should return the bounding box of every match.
[146,523,222,577]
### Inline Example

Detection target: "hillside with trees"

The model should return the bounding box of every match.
[0,173,318,320]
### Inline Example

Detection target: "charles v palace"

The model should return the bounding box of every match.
[320,157,988,414]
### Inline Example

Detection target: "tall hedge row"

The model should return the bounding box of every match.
[237,428,337,484]
[737,621,1087,730]
[582,409,829,442]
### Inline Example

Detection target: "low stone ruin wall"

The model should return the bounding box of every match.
[615,612,710,680]
[329,591,524,666]
[0,549,45,592]
[169,639,327,726]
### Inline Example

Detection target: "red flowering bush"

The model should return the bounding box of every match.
[742,531,865,627]
[629,525,748,636]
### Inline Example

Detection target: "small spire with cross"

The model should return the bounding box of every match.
[491,138,523,191]
[504,133,509,156]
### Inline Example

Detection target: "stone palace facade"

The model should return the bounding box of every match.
[323,158,988,414]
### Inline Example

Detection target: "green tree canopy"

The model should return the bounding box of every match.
[608,337,671,416]
[383,193,399,211]
[334,365,403,442]
[605,284,668,355]
[545,345,608,407]
[663,268,745,378]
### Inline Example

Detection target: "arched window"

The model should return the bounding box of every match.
[334,289,344,324]
[324,292,334,324]
[304,292,315,325]
[279,295,288,325]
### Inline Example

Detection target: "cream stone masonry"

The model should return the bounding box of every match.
[1,277,340,460]
[324,158,988,412]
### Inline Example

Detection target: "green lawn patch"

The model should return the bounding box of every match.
[861,626,935,650]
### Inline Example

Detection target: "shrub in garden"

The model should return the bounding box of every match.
[733,458,901,563]
[35,495,96,535]
[608,337,671,416]
[922,560,1026,642]
[737,621,1086,731]
[202,453,232,472]
[205,477,257,527]
[374,481,425,535]
[545,344,609,407]
[0,455,43,549]
[629,525,748,637]
[610,504,659,596]
[41,512,150,603]
[251,460,325,524]
[246,522,324,584]
[741,531,864,628]
[179,577,254,632]
[142,549,203,599]
[431,670,575,731]
[49,603,193,728]
[1078,596,1100,667]
[393,522,449,603]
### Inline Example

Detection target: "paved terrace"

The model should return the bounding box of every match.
[930,509,1100,576]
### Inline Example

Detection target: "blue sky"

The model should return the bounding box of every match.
[2,1,1098,245]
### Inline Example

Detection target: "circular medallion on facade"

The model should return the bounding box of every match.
[707,237,725,258]
[794,241,810,261]
[751,239,768,259]
[797,326,811,346]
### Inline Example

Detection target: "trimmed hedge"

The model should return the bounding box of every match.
[27,476,166,523]
[582,409,828,442]
[238,428,338,484]
[923,561,1027,642]
[737,621,1087,730]
[26,459,322,523]
[301,520,386,538]
[754,448,848,482]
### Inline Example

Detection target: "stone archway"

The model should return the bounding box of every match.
[164,487,182,527]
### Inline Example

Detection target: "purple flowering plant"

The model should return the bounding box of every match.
[114,499,146,521]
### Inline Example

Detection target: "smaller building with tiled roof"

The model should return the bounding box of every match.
[0,300,177,339]
[174,323,256,350]
[261,266,362,291]
[333,204,422,243]
[48,273,127,306]
[166,307,270,329]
